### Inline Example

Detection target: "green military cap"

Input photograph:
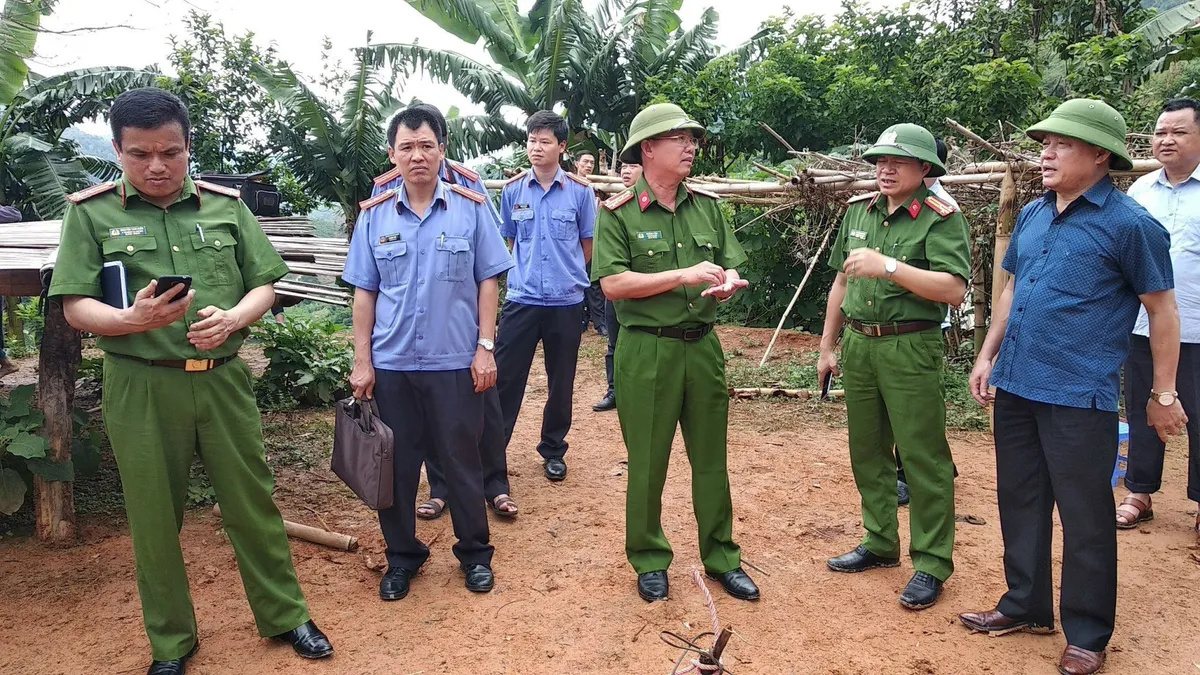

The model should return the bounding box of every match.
[619,103,706,164]
[1026,98,1132,171]
[861,123,946,178]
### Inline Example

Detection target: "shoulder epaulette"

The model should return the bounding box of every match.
[925,194,957,217]
[359,189,396,211]
[448,184,487,204]
[66,181,118,204]
[687,185,721,200]
[447,160,480,183]
[566,172,591,187]
[505,170,528,186]
[373,166,402,186]
[847,191,878,204]
[603,190,635,211]
[194,180,242,199]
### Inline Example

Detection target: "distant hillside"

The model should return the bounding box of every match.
[62,127,116,161]
[1143,0,1190,11]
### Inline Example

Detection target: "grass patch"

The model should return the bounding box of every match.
[725,350,820,390]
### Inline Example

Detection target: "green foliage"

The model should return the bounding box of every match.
[253,317,352,410]
[0,385,102,515]
[1066,33,1152,100]
[4,297,42,357]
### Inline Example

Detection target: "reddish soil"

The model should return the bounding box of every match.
[2,326,1199,674]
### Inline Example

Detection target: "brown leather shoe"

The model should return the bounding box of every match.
[959,609,1056,636]
[1058,645,1105,674]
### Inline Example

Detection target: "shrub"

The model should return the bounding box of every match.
[253,317,352,410]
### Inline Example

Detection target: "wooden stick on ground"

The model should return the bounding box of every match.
[730,387,845,400]
[758,224,836,367]
[212,504,358,551]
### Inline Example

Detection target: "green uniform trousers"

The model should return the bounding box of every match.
[102,355,310,661]
[842,328,955,581]
[614,328,741,574]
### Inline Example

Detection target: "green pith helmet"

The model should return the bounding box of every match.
[1026,98,1132,171]
[861,123,946,178]
[619,103,706,164]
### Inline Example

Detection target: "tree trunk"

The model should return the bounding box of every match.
[34,298,81,544]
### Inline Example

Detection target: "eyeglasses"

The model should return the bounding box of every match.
[654,133,700,149]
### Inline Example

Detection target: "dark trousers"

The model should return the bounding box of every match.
[374,369,493,571]
[582,263,606,331]
[993,389,1117,652]
[426,390,503,504]
[479,301,582,478]
[1124,335,1200,502]
[604,299,619,395]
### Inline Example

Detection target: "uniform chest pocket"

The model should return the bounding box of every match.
[551,208,577,240]
[372,240,409,287]
[512,209,534,241]
[103,235,158,259]
[436,236,472,283]
[190,233,239,286]
[630,239,673,274]
[892,243,927,269]
[692,233,718,264]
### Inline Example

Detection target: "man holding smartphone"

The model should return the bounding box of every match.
[49,88,332,675]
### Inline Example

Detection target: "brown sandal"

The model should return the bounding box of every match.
[489,494,518,518]
[417,498,447,520]
[1115,494,1153,529]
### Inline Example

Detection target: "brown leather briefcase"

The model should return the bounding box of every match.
[332,397,394,510]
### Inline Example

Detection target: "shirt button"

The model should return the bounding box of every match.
[648,250,655,256]
[900,255,907,262]
[677,242,683,248]
[689,303,694,308]
[883,221,889,227]
[1042,249,1048,254]
[419,279,425,285]
[172,245,180,252]
[214,240,221,247]
[421,249,426,255]
[126,245,134,252]
[874,247,881,252]
[1017,307,1024,312]
[418,335,424,340]
[867,300,873,307]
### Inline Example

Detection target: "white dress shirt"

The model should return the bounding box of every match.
[927,179,960,329]
[1128,166,1200,343]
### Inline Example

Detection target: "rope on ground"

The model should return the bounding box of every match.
[660,568,733,675]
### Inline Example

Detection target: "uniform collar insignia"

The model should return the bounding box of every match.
[908,199,921,219]
[638,190,651,211]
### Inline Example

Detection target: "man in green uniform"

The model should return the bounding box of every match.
[48,88,332,675]
[816,123,971,610]
[592,103,759,603]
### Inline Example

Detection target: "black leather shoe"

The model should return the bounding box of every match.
[827,545,901,573]
[897,479,910,506]
[544,458,567,481]
[592,392,616,412]
[147,641,198,675]
[706,567,760,601]
[272,620,334,659]
[464,564,495,593]
[637,570,668,602]
[899,571,943,610]
[379,566,416,601]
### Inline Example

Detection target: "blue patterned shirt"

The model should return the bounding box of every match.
[990,177,1173,411]
[500,168,596,307]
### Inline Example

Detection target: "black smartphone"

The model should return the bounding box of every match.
[820,372,833,400]
[154,275,192,300]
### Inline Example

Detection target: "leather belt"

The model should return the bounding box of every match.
[631,324,714,342]
[114,353,237,372]
[848,320,940,338]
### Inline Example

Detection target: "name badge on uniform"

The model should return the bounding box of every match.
[379,233,402,244]
[849,229,868,240]
[109,226,148,237]
[636,231,663,240]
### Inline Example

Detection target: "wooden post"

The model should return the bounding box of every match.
[699,627,733,670]
[34,298,80,543]
[987,167,1018,433]
[758,225,835,367]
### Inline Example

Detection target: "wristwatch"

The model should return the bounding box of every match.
[884,257,898,277]
[1150,390,1178,406]
[477,338,495,352]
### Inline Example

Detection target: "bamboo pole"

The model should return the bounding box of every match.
[730,387,845,400]
[212,504,358,551]
[758,225,836,367]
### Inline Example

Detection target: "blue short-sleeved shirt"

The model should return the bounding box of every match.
[990,177,1174,411]
[373,159,500,229]
[342,180,514,372]
[500,168,596,306]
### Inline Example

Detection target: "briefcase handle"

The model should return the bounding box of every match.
[351,397,381,436]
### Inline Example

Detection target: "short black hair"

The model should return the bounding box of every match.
[526,110,568,143]
[934,137,948,164]
[1162,98,1200,126]
[388,106,444,148]
[110,88,191,148]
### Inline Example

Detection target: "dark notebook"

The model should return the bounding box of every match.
[100,261,130,309]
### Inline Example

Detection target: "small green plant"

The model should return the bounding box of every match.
[77,356,104,384]
[253,317,352,410]
[4,298,43,358]
[0,385,102,515]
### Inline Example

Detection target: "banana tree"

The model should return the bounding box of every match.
[360,0,724,160]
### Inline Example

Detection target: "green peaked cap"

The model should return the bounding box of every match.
[1025,98,1132,171]
[861,123,946,178]
[620,103,706,164]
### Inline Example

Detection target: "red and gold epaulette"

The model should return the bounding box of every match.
[505,170,528,185]
[449,184,487,204]
[847,191,878,204]
[925,194,957,217]
[359,189,396,211]
[447,160,480,183]
[603,190,635,211]
[373,166,402,186]
[65,181,118,204]
[195,180,242,199]
[686,184,721,200]
[566,172,591,187]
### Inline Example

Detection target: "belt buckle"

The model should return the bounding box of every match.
[185,359,210,372]
[682,327,703,341]
[867,324,883,337]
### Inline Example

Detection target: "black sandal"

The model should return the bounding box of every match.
[488,495,518,519]
[417,498,447,520]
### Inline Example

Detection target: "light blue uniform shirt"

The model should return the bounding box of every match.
[1128,166,1200,343]
[342,180,514,372]
[500,168,596,306]
[373,159,500,229]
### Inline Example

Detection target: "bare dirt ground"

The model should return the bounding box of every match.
[2,326,1199,674]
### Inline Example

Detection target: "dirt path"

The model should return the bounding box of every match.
[2,327,1199,674]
